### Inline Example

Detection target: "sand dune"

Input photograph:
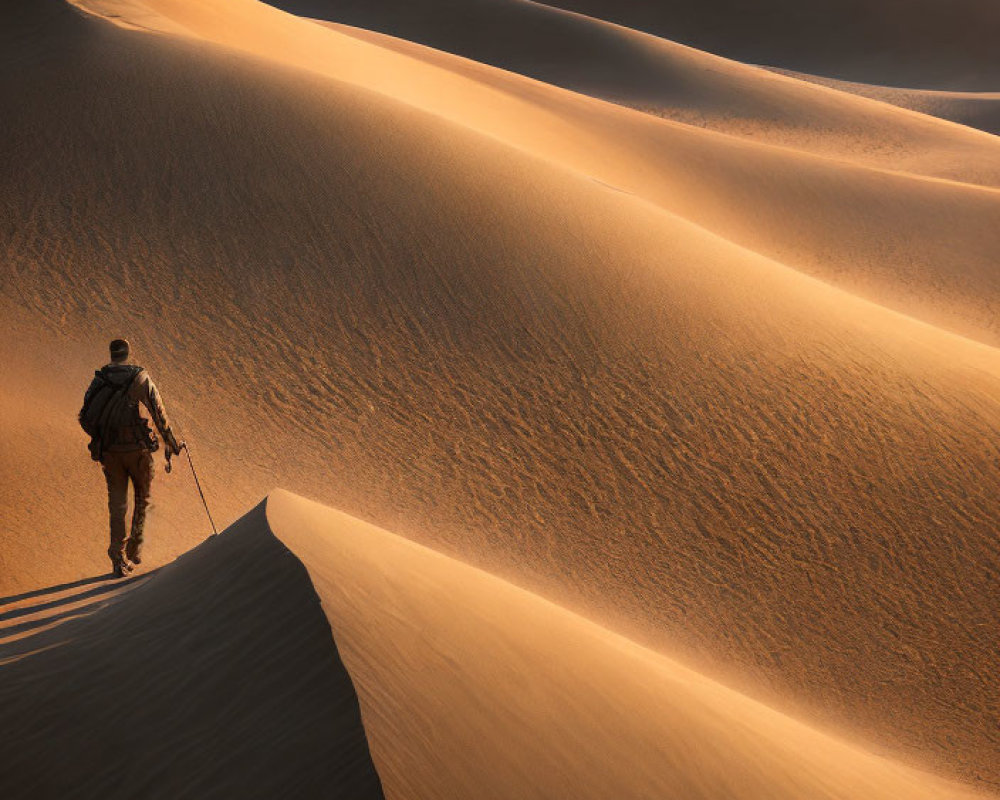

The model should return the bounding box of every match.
[0,500,384,799]
[768,68,1000,137]
[70,0,1000,351]
[5,493,988,799]
[268,1,1000,159]
[3,0,999,794]
[87,0,1000,188]
[267,489,989,800]
[540,0,1000,90]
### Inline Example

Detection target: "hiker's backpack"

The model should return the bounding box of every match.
[78,366,142,459]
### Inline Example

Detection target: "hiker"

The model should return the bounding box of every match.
[79,338,184,577]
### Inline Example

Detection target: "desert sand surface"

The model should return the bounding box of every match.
[538,0,1000,90]
[305,11,1000,171]
[2,494,986,799]
[0,501,384,798]
[267,490,989,800]
[90,0,1000,189]
[67,0,1000,352]
[2,0,999,795]
[270,0,1000,155]
[768,67,1000,137]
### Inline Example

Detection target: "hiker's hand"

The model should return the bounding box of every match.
[166,439,185,457]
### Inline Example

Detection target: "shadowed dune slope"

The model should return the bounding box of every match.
[0,500,384,799]
[72,0,1000,349]
[2,0,1000,790]
[269,489,989,800]
[268,0,1000,160]
[543,0,1000,90]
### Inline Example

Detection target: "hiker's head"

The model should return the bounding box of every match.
[109,338,130,363]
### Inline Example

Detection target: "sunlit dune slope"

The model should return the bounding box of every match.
[543,0,1000,90]
[2,0,999,790]
[73,0,1000,350]
[0,500,384,799]
[268,489,989,800]
[268,0,1000,157]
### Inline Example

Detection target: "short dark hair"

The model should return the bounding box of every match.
[109,338,130,361]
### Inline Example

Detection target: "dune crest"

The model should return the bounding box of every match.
[271,0,1000,168]
[765,67,1000,136]
[0,500,384,799]
[267,490,990,800]
[541,0,1000,90]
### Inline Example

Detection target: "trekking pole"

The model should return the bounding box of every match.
[180,442,219,536]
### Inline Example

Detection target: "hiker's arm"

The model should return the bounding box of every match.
[135,372,181,453]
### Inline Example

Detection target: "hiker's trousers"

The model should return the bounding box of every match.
[100,448,154,564]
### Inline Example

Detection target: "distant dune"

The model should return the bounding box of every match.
[535,0,1000,90]
[767,68,1000,136]
[0,501,383,799]
[2,0,999,795]
[261,1,1000,176]
[69,0,1000,349]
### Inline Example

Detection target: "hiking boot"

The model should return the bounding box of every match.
[125,539,142,566]
[112,560,133,579]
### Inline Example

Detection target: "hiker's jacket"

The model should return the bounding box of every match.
[81,363,179,453]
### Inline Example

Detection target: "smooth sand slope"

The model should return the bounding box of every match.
[72,0,1000,351]
[271,0,1000,150]
[768,67,1000,137]
[268,489,988,800]
[3,0,999,791]
[0,500,384,799]
[544,0,1000,90]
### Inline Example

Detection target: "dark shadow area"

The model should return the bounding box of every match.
[0,572,158,624]
[0,502,385,799]
[0,637,71,667]
[0,575,112,608]
[0,605,101,642]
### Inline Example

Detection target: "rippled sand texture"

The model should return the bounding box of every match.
[270,490,988,800]
[2,0,998,794]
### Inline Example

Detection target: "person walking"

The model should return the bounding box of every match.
[79,338,183,577]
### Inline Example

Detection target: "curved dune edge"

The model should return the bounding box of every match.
[537,0,1000,91]
[266,490,992,800]
[764,67,1000,137]
[66,0,1000,350]
[0,500,384,799]
[288,0,1000,169]
[71,0,1000,186]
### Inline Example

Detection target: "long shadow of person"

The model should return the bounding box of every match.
[0,575,113,608]
[0,571,160,644]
